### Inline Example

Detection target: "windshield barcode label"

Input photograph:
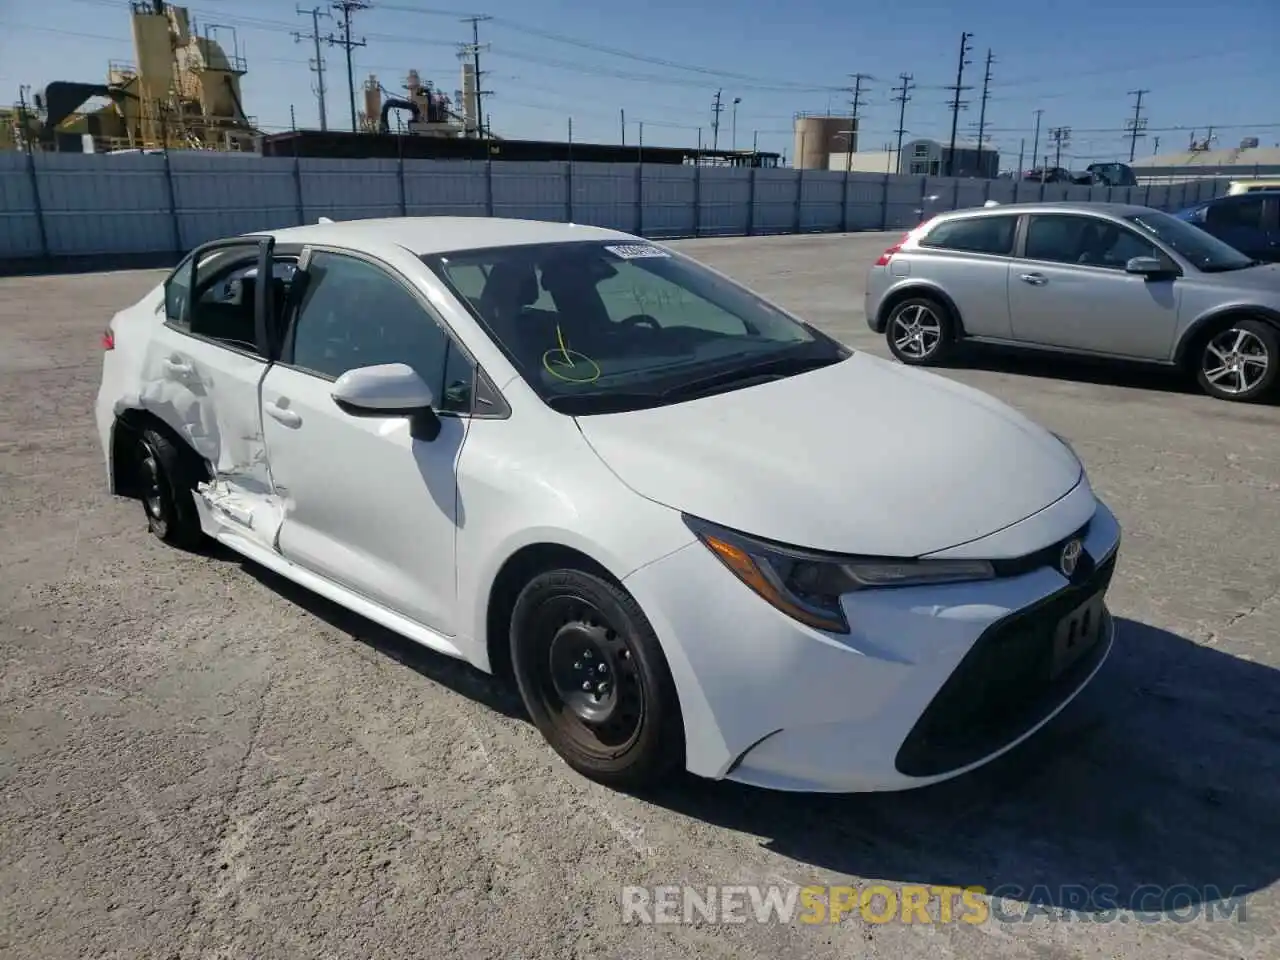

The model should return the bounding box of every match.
[605,244,671,259]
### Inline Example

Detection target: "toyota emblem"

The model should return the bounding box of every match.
[1060,539,1083,578]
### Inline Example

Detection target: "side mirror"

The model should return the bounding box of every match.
[331,363,441,440]
[1125,256,1176,279]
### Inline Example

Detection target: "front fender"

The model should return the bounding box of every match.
[1172,304,1280,366]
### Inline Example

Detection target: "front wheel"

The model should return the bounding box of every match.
[509,568,684,790]
[885,297,956,366]
[1195,319,1279,402]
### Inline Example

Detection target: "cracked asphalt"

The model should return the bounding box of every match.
[2,232,1278,960]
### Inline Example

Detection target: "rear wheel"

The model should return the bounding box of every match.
[137,427,205,548]
[885,296,956,366]
[509,568,684,790]
[1195,318,1279,402]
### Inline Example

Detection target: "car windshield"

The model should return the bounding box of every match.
[423,240,849,414]
[1124,210,1257,272]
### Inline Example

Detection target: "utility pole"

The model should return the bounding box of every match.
[460,15,492,138]
[1152,135,1160,155]
[845,72,873,171]
[294,5,331,131]
[325,0,368,133]
[1016,138,1025,177]
[711,89,724,152]
[1050,126,1070,170]
[944,31,974,176]
[891,72,914,174]
[1125,88,1149,162]
[974,48,995,175]
[620,108,625,146]
[732,96,741,151]
[1030,108,1044,181]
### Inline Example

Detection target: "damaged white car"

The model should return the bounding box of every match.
[97,217,1121,793]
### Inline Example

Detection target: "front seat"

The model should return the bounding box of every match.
[477,261,541,363]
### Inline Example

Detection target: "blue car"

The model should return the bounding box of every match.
[1176,193,1280,263]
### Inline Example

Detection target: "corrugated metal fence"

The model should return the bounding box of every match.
[0,151,1229,262]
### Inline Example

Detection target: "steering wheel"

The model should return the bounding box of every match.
[617,313,662,332]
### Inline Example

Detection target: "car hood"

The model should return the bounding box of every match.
[1206,262,1280,292]
[575,353,1083,557]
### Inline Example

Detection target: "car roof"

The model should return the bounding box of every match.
[258,216,635,256]
[930,201,1156,221]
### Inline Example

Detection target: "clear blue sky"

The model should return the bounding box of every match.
[2,0,1277,166]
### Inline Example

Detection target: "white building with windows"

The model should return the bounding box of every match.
[829,138,1000,179]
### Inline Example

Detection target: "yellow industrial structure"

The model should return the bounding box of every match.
[355,60,480,138]
[2,0,258,152]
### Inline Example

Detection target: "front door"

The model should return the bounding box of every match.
[1008,213,1181,360]
[259,249,478,636]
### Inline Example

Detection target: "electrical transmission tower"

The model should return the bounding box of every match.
[843,72,873,171]
[711,89,724,151]
[460,15,492,138]
[944,31,974,176]
[973,49,995,172]
[325,0,368,133]
[1049,125,1071,169]
[1125,89,1149,162]
[294,5,332,131]
[891,73,914,172]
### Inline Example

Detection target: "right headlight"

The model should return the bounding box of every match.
[683,515,995,635]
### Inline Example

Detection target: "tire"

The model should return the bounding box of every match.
[137,427,205,549]
[509,568,685,790]
[884,296,957,366]
[1194,318,1280,403]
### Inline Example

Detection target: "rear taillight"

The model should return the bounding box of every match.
[875,233,909,266]
[101,328,114,350]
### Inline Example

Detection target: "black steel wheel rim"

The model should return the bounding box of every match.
[529,594,645,754]
[139,440,165,522]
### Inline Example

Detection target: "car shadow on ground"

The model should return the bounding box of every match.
[954,344,1280,407]
[219,551,1280,915]
[648,616,1280,913]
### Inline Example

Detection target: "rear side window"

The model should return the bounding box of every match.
[1206,198,1265,230]
[918,216,1016,255]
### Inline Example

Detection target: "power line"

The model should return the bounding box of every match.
[891,73,914,172]
[293,5,332,131]
[324,0,369,133]
[1126,88,1149,162]
[1049,125,1071,169]
[944,31,974,176]
[459,14,492,137]
[974,49,995,168]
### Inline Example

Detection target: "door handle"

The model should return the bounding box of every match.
[1019,273,1048,285]
[264,400,302,428]
[161,357,193,377]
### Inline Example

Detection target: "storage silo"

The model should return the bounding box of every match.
[793,115,855,169]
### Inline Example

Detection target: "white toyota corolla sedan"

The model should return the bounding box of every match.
[95,217,1121,793]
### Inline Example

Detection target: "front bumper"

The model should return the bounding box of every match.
[622,497,1121,793]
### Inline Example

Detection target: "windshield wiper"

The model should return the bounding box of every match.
[1201,260,1261,273]
[660,352,842,401]
[545,391,667,414]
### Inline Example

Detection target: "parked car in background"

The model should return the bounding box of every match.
[1176,193,1280,264]
[1070,162,1138,187]
[96,216,1124,794]
[1023,167,1073,183]
[1226,178,1280,196]
[865,202,1280,402]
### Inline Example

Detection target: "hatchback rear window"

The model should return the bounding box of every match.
[918,215,1016,255]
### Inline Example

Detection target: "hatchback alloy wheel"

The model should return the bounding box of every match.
[1196,320,1279,402]
[885,297,955,367]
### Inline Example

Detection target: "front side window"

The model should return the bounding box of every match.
[919,215,1016,255]
[290,252,474,414]
[1125,210,1257,272]
[1206,197,1265,230]
[1023,215,1158,268]
[424,240,848,414]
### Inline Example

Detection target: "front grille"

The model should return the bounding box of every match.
[989,519,1091,579]
[894,551,1117,779]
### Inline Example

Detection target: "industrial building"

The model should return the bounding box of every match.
[1129,138,1280,183]
[827,138,1000,179]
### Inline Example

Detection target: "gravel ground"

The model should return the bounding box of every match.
[1,232,1278,960]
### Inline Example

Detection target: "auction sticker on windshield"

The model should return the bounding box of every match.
[605,244,671,259]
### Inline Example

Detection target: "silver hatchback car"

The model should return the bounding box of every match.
[864,202,1280,402]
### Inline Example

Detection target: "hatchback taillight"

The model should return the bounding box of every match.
[875,234,909,266]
